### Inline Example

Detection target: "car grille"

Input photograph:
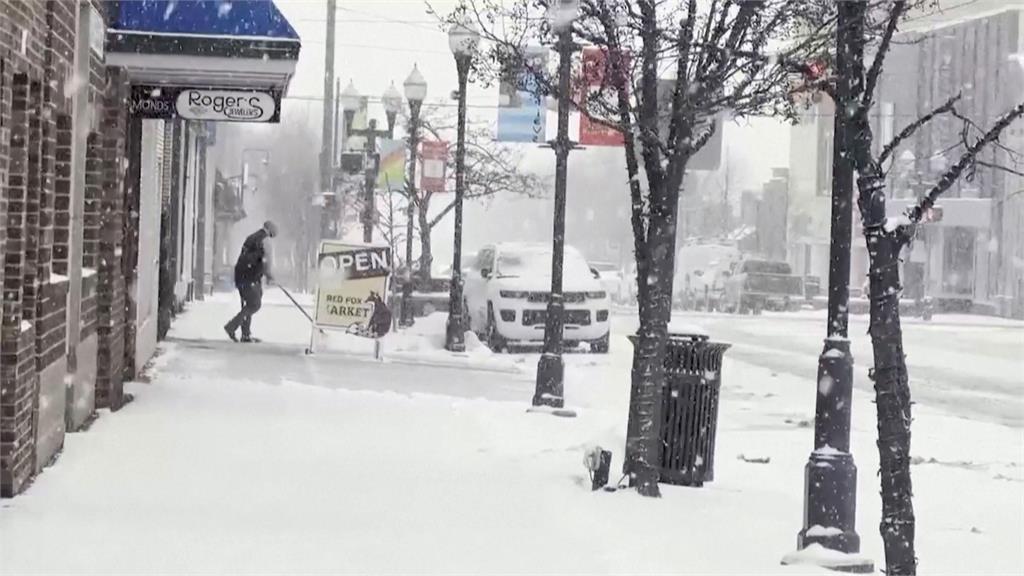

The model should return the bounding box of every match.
[522,309,591,326]
[526,291,586,304]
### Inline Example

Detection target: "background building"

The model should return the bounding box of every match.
[788,5,1024,315]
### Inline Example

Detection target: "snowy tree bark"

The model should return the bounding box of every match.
[836,1,1024,571]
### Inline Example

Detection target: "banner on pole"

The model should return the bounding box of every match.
[578,47,629,147]
[496,47,548,143]
[377,139,406,192]
[314,242,392,331]
[419,140,448,194]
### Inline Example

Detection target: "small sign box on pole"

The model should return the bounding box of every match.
[310,241,392,357]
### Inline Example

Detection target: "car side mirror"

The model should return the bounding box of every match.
[481,268,491,279]
[590,267,601,279]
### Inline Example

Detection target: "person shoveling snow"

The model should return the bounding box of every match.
[224,220,277,343]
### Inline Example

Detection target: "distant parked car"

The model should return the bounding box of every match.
[673,242,741,310]
[464,242,611,353]
[720,258,803,314]
[589,261,628,304]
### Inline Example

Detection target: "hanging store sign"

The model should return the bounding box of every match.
[129,86,281,123]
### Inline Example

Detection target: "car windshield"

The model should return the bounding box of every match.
[497,246,592,278]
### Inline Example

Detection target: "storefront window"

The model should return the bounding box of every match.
[942,227,975,296]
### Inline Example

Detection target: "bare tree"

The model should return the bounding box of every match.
[444,0,828,496]
[398,107,549,285]
[797,1,1024,573]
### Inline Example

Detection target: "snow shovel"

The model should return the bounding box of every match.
[278,285,325,335]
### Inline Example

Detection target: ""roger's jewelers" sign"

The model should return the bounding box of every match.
[130,86,280,123]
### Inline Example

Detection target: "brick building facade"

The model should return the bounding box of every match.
[2,0,84,497]
[1,0,150,497]
[1,0,299,498]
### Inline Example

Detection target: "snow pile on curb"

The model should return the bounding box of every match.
[781,544,874,571]
[320,313,524,374]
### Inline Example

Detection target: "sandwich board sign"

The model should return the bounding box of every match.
[310,241,392,355]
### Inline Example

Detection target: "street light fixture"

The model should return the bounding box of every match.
[383,82,403,134]
[534,0,578,408]
[401,64,427,328]
[343,80,399,244]
[444,16,480,352]
[340,80,362,144]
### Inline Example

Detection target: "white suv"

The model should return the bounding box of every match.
[464,243,611,353]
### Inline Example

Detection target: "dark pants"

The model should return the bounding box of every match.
[226,281,263,338]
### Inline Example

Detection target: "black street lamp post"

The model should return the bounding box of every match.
[444,17,480,353]
[534,1,578,409]
[346,84,399,244]
[330,80,361,240]
[402,65,427,327]
[790,2,870,571]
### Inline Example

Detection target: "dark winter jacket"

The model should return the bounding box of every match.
[234,229,271,285]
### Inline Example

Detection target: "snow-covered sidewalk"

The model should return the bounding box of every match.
[0,297,1021,575]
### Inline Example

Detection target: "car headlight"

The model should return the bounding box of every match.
[499,290,528,299]
[585,291,607,300]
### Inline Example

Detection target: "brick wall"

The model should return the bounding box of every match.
[1,0,84,496]
[1,71,37,498]
[94,69,129,411]
[52,114,72,274]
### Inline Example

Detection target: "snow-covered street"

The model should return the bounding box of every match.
[613,309,1024,428]
[1,296,1021,575]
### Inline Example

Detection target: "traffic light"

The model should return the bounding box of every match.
[924,205,943,223]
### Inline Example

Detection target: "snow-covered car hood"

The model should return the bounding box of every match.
[492,275,604,293]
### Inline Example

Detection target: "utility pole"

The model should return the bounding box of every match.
[362,122,380,243]
[347,119,394,244]
[333,77,341,171]
[788,1,871,571]
[319,0,337,239]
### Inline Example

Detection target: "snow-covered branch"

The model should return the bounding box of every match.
[878,93,961,167]
[909,101,1024,226]
[861,0,906,109]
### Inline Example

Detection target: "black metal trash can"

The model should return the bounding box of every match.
[664,333,730,486]
[631,332,730,487]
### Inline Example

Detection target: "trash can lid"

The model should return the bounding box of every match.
[667,320,709,339]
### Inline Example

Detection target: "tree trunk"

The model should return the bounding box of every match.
[624,170,684,497]
[417,203,433,288]
[858,175,917,575]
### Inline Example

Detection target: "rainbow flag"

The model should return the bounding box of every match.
[377,139,407,192]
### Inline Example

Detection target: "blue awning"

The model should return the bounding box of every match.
[106,0,300,93]
[112,0,298,40]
